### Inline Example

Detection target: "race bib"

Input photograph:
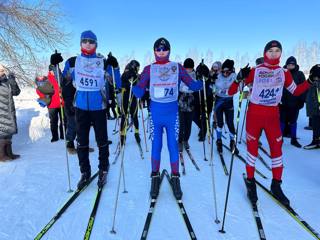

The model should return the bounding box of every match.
[150,62,179,103]
[250,67,285,106]
[74,56,105,91]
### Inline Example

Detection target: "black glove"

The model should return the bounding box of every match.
[106,55,119,68]
[236,64,251,82]
[308,64,320,84]
[7,72,15,83]
[50,52,63,65]
[196,63,209,79]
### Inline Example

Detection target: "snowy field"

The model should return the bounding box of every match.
[0,87,319,240]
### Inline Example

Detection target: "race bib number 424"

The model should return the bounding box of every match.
[258,88,280,99]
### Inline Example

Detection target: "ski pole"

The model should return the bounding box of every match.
[139,99,149,152]
[239,99,249,144]
[199,91,208,161]
[219,84,245,234]
[54,50,72,193]
[110,77,134,234]
[201,60,211,144]
[209,91,220,224]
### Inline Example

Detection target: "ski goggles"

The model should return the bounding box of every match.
[221,70,232,74]
[154,45,169,52]
[81,38,96,44]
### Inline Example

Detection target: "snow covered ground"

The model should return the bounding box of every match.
[0,87,319,240]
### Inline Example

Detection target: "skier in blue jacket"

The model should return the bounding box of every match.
[59,30,121,189]
[133,37,203,199]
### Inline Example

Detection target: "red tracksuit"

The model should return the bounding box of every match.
[228,63,309,180]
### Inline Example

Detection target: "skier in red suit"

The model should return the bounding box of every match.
[228,40,312,206]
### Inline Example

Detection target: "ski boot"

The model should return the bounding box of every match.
[216,139,223,153]
[120,135,125,148]
[5,140,20,160]
[77,170,91,190]
[0,140,11,161]
[183,141,190,150]
[230,140,239,155]
[271,179,290,206]
[171,173,183,200]
[178,142,183,153]
[66,141,77,154]
[97,167,109,188]
[290,138,301,148]
[303,139,320,150]
[135,133,141,144]
[245,178,258,205]
[150,171,161,198]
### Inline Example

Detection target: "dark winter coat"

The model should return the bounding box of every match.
[179,70,195,112]
[0,74,20,138]
[281,65,306,109]
[306,80,320,117]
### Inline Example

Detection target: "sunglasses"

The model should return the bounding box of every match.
[155,46,169,52]
[222,70,232,74]
[81,39,96,44]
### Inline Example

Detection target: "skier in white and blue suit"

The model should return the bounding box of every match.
[133,38,203,199]
[61,30,121,189]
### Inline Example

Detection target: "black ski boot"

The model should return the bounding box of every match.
[66,141,77,154]
[245,178,258,205]
[178,142,183,153]
[271,179,290,206]
[120,135,125,147]
[135,133,141,144]
[303,139,320,150]
[216,139,223,153]
[150,171,160,198]
[230,140,239,155]
[183,141,190,150]
[290,138,301,148]
[97,167,109,188]
[77,170,91,190]
[171,173,183,200]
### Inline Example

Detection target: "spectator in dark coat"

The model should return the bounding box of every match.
[304,64,320,149]
[0,64,21,161]
[280,56,306,148]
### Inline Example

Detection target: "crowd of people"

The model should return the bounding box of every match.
[2,31,320,207]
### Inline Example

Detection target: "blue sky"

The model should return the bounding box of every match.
[58,0,320,65]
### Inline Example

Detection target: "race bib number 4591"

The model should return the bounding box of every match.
[79,77,98,88]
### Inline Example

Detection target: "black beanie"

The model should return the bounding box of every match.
[285,56,297,66]
[264,40,282,53]
[153,37,170,51]
[221,59,234,70]
[310,64,320,78]
[183,58,194,69]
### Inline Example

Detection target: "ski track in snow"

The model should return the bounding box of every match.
[0,88,319,240]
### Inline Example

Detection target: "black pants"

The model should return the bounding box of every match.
[120,91,139,134]
[280,105,300,137]
[311,115,320,139]
[215,97,236,135]
[75,108,109,173]
[179,111,193,142]
[192,92,213,137]
[48,108,65,139]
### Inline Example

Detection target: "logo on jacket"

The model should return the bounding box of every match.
[159,66,170,81]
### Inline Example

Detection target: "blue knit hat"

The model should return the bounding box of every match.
[80,30,97,44]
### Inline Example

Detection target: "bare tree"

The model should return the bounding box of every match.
[0,0,69,85]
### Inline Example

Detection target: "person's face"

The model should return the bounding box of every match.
[154,46,169,58]
[266,47,282,59]
[212,67,219,74]
[287,63,295,70]
[81,39,96,51]
[222,68,232,77]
